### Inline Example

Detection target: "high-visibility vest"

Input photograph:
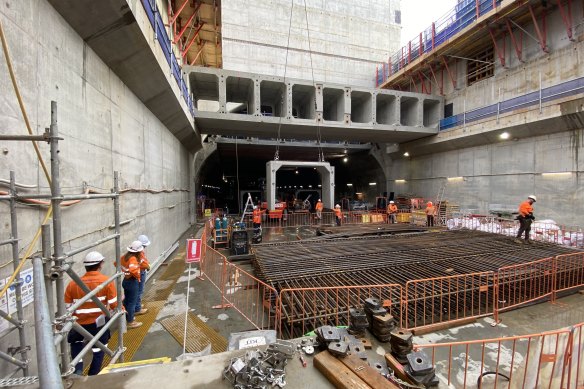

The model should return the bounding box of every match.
[120,254,141,280]
[518,200,533,217]
[315,202,323,211]
[64,271,118,325]
[253,209,262,224]
[388,204,398,214]
[334,208,342,218]
[138,251,150,271]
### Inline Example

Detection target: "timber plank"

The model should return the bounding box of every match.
[314,351,372,389]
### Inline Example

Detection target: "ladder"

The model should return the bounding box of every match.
[435,180,448,226]
[240,193,255,224]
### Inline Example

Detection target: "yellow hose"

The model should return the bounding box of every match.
[0,18,54,298]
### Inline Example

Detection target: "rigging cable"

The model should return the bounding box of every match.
[274,0,295,161]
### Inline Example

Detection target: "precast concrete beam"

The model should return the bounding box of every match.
[267,161,334,210]
[186,66,443,143]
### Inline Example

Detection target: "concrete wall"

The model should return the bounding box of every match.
[221,0,401,87]
[0,0,193,376]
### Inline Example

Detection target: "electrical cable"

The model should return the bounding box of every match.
[274,0,295,161]
[477,371,510,388]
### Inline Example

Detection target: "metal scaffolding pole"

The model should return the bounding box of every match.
[48,101,70,373]
[113,171,125,362]
[32,257,63,389]
[9,171,29,376]
[41,224,55,320]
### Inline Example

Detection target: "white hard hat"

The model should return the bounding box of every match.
[253,205,258,210]
[318,199,321,201]
[84,251,105,265]
[127,241,144,253]
[138,234,151,246]
[335,204,340,208]
[389,201,394,204]
[528,195,537,202]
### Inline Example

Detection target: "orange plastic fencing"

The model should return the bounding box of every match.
[404,272,495,330]
[496,257,555,320]
[554,253,584,298]
[276,284,403,339]
[415,329,572,389]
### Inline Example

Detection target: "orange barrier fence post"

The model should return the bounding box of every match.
[554,253,584,301]
[404,272,495,330]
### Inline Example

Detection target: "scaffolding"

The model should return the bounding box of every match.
[0,101,125,388]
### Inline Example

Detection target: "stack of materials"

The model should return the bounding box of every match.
[348,308,369,337]
[364,298,396,342]
[389,329,438,387]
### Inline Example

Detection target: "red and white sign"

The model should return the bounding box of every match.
[186,239,202,263]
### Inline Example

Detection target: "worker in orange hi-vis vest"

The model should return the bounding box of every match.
[64,251,117,376]
[135,234,152,316]
[387,201,398,224]
[425,201,436,227]
[120,240,144,329]
[334,204,343,226]
[315,199,324,220]
[515,195,537,244]
[252,205,262,228]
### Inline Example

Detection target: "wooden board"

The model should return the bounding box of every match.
[339,354,399,389]
[314,351,372,389]
[384,353,416,385]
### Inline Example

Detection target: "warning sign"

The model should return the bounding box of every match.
[186,239,202,263]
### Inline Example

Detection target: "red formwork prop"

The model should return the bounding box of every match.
[495,257,555,322]
[276,284,403,339]
[404,272,495,330]
[415,328,573,389]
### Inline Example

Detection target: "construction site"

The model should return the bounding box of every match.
[1,0,584,388]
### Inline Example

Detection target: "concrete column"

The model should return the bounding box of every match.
[254,79,261,116]
[266,161,278,210]
[395,96,401,125]
[315,83,323,122]
[371,93,377,124]
[344,87,351,124]
[318,165,335,209]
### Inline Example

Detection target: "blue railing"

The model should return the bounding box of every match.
[141,0,196,117]
[439,76,584,130]
[376,0,502,86]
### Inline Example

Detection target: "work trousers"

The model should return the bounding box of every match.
[516,217,533,240]
[427,215,434,227]
[316,210,322,220]
[122,278,139,322]
[388,214,397,224]
[135,270,147,312]
[335,216,342,226]
[68,323,110,375]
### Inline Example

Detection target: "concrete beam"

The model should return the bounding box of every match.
[47,0,201,151]
[212,136,372,150]
[186,66,443,143]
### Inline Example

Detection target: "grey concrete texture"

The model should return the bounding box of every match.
[46,0,201,151]
[186,66,443,143]
[221,0,402,87]
[0,0,195,377]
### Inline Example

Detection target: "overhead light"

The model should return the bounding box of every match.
[308,185,312,188]
[300,186,303,188]
[395,179,406,183]
[369,182,377,186]
[295,170,299,174]
[343,157,348,163]
[447,176,464,181]
[318,184,322,188]
[500,132,510,139]
[343,148,348,154]
[313,167,317,170]
[356,192,363,195]
[403,152,410,157]
[347,183,353,187]
[542,172,572,177]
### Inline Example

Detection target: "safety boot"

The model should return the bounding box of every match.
[127,321,143,329]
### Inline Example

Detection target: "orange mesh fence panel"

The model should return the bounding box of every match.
[221,262,279,331]
[564,323,584,389]
[415,329,572,389]
[201,245,226,292]
[554,253,584,296]
[276,284,403,339]
[496,257,554,315]
[404,272,495,330]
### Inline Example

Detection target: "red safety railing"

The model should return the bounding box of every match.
[564,322,584,389]
[276,284,403,339]
[554,253,584,298]
[415,328,573,389]
[495,257,555,321]
[404,272,496,330]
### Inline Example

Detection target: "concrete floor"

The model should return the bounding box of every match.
[74,224,584,388]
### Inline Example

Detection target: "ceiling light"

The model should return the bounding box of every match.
[369,182,376,186]
[347,183,353,187]
[308,185,312,188]
[403,152,409,157]
[295,170,299,174]
[500,132,510,139]
[395,179,406,183]
[343,157,348,163]
[318,184,322,188]
[343,148,348,154]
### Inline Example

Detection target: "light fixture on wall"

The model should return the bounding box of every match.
[500,132,510,140]
[343,157,348,163]
[541,172,572,177]
[395,179,406,183]
[447,176,464,181]
[369,182,377,186]
[403,152,410,157]
[347,183,353,187]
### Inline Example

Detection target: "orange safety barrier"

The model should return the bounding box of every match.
[404,272,496,330]
[495,257,555,322]
[276,284,403,339]
[554,253,584,299]
[564,322,584,389]
[415,328,573,389]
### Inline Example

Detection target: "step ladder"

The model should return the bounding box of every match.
[240,193,255,224]
[435,180,447,226]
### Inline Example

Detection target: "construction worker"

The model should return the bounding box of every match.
[121,241,144,329]
[387,201,398,224]
[64,251,117,375]
[515,195,537,243]
[252,205,262,228]
[315,199,323,220]
[334,204,343,226]
[135,234,151,316]
[425,201,435,227]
